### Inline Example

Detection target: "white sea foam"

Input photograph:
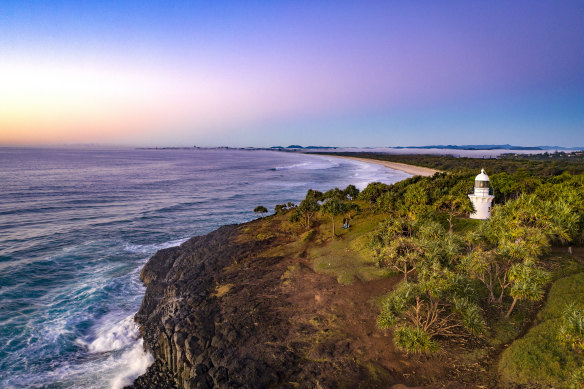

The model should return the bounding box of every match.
[123,238,187,254]
[273,162,310,170]
[43,317,73,343]
[273,159,339,171]
[85,314,139,353]
[109,338,153,389]
[71,313,153,388]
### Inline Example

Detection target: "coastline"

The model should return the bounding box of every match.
[318,154,440,177]
[128,152,428,388]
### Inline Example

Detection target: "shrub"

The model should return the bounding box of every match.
[274,203,288,214]
[394,325,438,354]
[568,366,584,389]
[289,210,301,223]
[254,205,268,216]
[559,303,584,352]
[452,297,486,336]
[377,282,418,329]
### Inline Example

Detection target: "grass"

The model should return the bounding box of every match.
[499,270,584,387]
[538,266,584,321]
[486,312,526,347]
[235,208,397,286]
[499,319,581,387]
[309,211,394,284]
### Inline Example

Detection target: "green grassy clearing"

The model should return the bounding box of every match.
[309,211,395,285]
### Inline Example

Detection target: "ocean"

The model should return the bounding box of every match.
[0,148,410,388]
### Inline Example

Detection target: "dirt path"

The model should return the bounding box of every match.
[282,256,457,387]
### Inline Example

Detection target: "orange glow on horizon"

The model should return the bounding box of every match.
[0,59,189,145]
[0,55,394,146]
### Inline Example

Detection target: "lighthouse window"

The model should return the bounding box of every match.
[475,180,489,188]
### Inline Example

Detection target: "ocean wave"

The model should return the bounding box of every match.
[272,159,340,171]
[81,314,139,353]
[109,339,153,389]
[5,319,152,389]
[78,313,153,389]
[123,238,187,254]
[336,158,410,190]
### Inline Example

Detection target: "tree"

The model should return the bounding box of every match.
[460,245,499,303]
[370,218,422,282]
[343,184,360,200]
[462,194,571,308]
[435,193,474,233]
[343,202,361,227]
[411,221,464,290]
[274,202,296,214]
[384,236,424,283]
[377,268,485,353]
[289,210,301,223]
[323,187,346,201]
[400,183,431,220]
[297,197,320,230]
[505,263,550,317]
[289,190,323,230]
[490,172,516,202]
[321,198,347,238]
[253,205,268,217]
[274,203,287,214]
[358,182,391,206]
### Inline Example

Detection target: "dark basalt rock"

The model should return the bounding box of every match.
[126,224,304,389]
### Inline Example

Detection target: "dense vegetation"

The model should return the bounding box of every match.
[257,153,584,387]
[317,151,584,176]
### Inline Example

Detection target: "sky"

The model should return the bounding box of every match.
[1,1,583,147]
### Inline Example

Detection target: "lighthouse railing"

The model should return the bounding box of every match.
[468,187,495,196]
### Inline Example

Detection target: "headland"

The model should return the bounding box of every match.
[129,152,584,388]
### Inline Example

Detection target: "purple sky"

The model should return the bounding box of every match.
[1,1,583,147]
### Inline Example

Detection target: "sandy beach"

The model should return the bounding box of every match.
[323,155,440,177]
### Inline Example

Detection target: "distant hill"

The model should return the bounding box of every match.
[271,145,583,151]
[394,144,583,151]
[270,145,337,149]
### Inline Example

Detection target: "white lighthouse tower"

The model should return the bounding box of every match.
[468,169,494,219]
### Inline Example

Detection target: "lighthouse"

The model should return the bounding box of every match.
[468,169,494,219]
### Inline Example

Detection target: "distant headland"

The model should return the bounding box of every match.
[136,144,584,153]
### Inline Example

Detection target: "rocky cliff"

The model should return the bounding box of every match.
[128,220,362,389]
[128,217,475,389]
[128,223,286,388]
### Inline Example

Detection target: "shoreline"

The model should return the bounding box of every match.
[318,154,440,177]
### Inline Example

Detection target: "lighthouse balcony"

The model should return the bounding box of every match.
[468,187,494,196]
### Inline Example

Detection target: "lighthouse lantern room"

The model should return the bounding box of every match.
[468,168,495,219]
